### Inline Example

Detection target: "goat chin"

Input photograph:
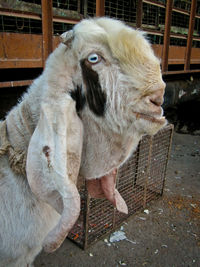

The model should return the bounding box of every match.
[0,17,165,266]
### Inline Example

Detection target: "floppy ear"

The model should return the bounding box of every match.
[26,95,83,253]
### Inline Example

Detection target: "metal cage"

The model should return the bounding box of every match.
[68,124,174,249]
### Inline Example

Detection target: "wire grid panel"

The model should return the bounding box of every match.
[142,2,165,29]
[0,15,42,34]
[86,0,96,17]
[68,124,173,249]
[67,182,87,247]
[148,125,172,200]
[105,0,137,24]
[18,0,41,3]
[197,0,200,15]
[53,22,74,35]
[173,0,191,11]
[52,0,80,12]
[170,7,190,47]
[170,36,187,46]
[171,11,190,33]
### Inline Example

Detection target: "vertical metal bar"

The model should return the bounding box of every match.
[83,182,90,249]
[77,0,81,13]
[96,0,105,17]
[41,0,53,67]
[84,0,88,17]
[143,136,153,208]
[184,0,197,71]
[162,0,173,72]
[136,0,143,28]
[161,125,174,196]
[133,142,141,187]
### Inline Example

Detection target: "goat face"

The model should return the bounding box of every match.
[61,18,167,215]
[62,17,166,136]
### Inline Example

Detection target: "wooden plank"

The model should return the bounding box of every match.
[191,47,200,64]
[162,0,173,72]
[184,0,197,70]
[96,0,105,17]
[0,33,61,69]
[41,0,53,66]
[153,45,200,65]
[0,32,42,68]
[0,80,32,88]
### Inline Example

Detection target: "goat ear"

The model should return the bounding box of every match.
[26,96,83,253]
[60,30,74,47]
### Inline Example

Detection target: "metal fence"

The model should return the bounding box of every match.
[1,0,199,45]
[0,0,200,74]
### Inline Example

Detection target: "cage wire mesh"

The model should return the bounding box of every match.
[169,1,191,46]
[53,22,74,34]
[1,1,200,50]
[197,0,200,15]
[105,0,137,24]
[68,124,173,249]
[0,15,42,34]
[142,2,165,46]
[87,0,96,17]
[173,0,191,11]
[193,39,200,48]
[18,0,41,4]
[142,2,165,29]
[52,0,80,12]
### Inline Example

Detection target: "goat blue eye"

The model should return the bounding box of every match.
[88,53,100,64]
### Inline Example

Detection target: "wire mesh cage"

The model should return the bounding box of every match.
[105,0,137,24]
[142,2,165,29]
[173,0,191,11]
[68,124,173,249]
[0,15,42,34]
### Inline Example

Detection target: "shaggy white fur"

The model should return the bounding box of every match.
[0,17,166,266]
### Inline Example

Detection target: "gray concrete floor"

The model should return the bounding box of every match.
[35,132,200,267]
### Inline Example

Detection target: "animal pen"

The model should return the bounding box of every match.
[0,0,200,88]
[0,0,198,248]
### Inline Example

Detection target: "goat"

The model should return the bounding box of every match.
[0,17,166,266]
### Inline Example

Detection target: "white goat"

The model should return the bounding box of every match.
[0,17,166,266]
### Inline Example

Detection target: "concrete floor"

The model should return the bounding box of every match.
[35,132,200,267]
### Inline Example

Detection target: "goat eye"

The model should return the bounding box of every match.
[87,53,101,64]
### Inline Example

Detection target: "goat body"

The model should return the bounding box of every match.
[0,17,166,266]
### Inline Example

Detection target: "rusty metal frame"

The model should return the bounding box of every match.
[184,0,197,71]
[143,136,153,208]
[162,0,173,72]
[0,0,200,82]
[161,125,174,195]
[136,0,143,28]
[96,0,105,17]
[41,0,53,66]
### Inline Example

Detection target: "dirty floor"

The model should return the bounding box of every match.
[35,132,200,267]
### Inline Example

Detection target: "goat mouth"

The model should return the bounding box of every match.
[133,111,166,124]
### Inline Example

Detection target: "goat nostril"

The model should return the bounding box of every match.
[150,99,162,107]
